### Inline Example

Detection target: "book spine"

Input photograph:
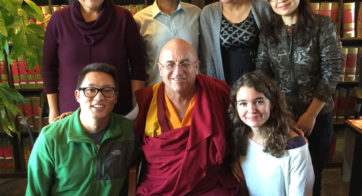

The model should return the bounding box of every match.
[333,89,339,122]
[345,47,358,82]
[0,56,8,84]
[311,2,320,14]
[4,139,14,170]
[357,2,362,37]
[341,47,349,82]
[34,63,43,88]
[319,2,332,17]
[11,60,20,89]
[17,57,28,89]
[331,2,340,24]
[23,97,34,129]
[0,139,5,173]
[26,61,36,89]
[31,97,41,133]
[343,2,356,38]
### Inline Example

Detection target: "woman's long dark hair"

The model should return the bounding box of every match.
[228,72,294,160]
[261,0,317,47]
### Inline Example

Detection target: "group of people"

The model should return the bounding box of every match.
[26,0,342,195]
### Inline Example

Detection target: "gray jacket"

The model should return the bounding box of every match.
[199,0,270,80]
[256,15,342,115]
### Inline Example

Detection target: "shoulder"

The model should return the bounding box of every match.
[180,2,201,13]
[197,74,230,96]
[41,114,73,138]
[113,5,133,18]
[200,2,220,18]
[286,134,306,150]
[110,113,134,138]
[314,14,336,31]
[133,5,153,21]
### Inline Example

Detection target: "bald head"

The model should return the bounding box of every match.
[159,39,198,63]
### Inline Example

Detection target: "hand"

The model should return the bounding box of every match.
[231,161,245,183]
[291,127,308,144]
[53,111,73,122]
[295,112,316,136]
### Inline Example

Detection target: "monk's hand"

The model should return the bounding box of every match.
[53,111,73,122]
[231,161,244,183]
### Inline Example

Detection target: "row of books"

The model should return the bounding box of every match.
[311,2,362,38]
[310,1,339,23]
[9,58,43,89]
[0,138,14,173]
[340,47,361,82]
[333,87,359,124]
[16,96,46,133]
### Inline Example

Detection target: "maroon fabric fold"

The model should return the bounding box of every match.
[135,74,238,195]
[70,0,114,46]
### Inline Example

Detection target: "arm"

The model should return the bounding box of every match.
[42,14,60,123]
[130,80,144,106]
[288,145,315,196]
[47,93,59,123]
[26,132,54,196]
[125,11,146,94]
[296,17,342,135]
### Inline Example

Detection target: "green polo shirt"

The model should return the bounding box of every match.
[26,108,135,196]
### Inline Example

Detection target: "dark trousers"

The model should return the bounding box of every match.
[307,113,334,196]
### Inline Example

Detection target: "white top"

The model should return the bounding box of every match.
[133,1,200,85]
[241,138,314,196]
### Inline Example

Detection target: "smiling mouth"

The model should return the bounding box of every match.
[92,104,105,108]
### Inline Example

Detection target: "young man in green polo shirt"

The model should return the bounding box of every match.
[26,63,135,195]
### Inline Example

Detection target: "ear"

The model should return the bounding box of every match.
[75,90,81,103]
[158,62,163,77]
[195,61,200,74]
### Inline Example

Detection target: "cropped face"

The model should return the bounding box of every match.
[236,86,271,130]
[78,0,104,12]
[269,0,300,17]
[159,44,199,95]
[75,71,117,122]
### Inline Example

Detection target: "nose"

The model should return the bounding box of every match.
[93,90,105,100]
[172,63,184,75]
[247,103,256,112]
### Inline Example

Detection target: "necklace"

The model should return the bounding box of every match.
[287,26,292,34]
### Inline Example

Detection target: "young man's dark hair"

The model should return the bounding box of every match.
[76,63,119,90]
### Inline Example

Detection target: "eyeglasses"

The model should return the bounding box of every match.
[78,87,117,98]
[158,61,198,71]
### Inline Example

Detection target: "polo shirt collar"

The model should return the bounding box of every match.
[151,0,184,18]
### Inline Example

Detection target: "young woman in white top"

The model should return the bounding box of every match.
[228,72,314,196]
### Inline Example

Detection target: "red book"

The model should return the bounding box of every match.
[31,97,41,133]
[11,60,20,89]
[34,63,43,88]
[311,2,320,14]
[23,98,34,129]
[4,140,14,169]
[319,2,332,18]
[345,47,358,82]
[17,57,27,89]
[340,47,349,82]
[26,61,36,89]
[0,140,5,169]
[331,2,339,24]
[343,2,356,38]
[22,138,31,169]
[357,2,362,37]
[0,56,8,84]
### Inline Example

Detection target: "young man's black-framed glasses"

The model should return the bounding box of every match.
[78,87,117,98]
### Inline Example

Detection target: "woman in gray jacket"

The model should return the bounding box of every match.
[200,0,270,86]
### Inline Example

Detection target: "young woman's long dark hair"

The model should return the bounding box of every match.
[261,0,317,47]
[228,72,294,160]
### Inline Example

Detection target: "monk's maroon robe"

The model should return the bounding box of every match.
[135,74,245,196]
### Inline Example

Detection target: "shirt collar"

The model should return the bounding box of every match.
[151,0,184,18]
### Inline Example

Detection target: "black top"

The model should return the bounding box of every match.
[220,12,259,86]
